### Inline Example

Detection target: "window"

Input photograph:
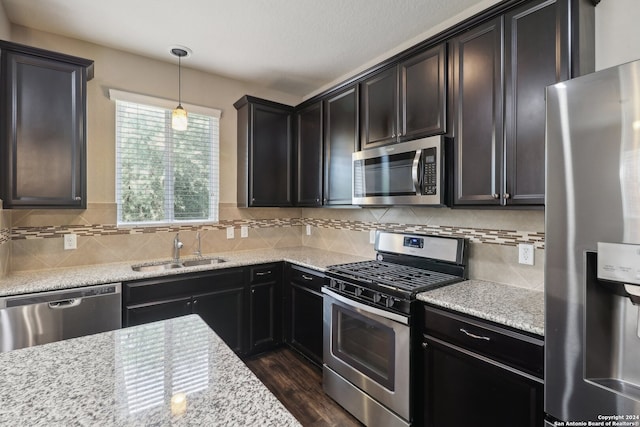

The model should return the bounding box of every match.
[110,90,220,225]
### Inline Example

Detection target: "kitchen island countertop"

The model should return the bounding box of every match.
[417,279,544,336]
[0,314,301,426]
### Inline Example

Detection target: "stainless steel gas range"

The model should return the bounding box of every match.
[322,231,468,427]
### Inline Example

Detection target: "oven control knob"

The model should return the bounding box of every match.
[354,287,362,297]
[373,293,381,303]
[386,298,395,308]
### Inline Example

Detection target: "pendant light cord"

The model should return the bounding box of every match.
[178,55,182,106]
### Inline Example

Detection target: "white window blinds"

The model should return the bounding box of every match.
[113,94,219,225]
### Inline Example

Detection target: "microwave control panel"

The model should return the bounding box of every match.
[422,147,438,195]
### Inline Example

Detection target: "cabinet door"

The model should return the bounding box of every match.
[324,86,358,205]
[504,0,569,205]
[399,44,447,140]
[423,336,544,427]
[125,297,192,327]
[193,287,245,354]
[2,52,87,208]
[248,281,281,354]
[250,103,293,206]
[289,282,323,365]
[295,101,323,206]
[452,18,504,206]
[360,67,398,148]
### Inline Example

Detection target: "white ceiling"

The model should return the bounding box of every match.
[2,0,489,97]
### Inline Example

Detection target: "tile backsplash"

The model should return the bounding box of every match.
[1,203,545,291]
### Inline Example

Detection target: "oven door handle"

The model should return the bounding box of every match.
[322,287,409,325]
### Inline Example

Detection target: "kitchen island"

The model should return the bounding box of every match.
[0,314,301,426]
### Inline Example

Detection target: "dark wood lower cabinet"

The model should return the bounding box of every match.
[123,264,281,356]
[284,264,324,365]
[125,296,192,327]
[193,287,245,354]
[422,305,544,427]
[249,281,280,354]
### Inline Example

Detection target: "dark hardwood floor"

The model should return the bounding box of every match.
[244,347,363,427]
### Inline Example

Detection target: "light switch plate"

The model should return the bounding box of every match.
[369,230,376,244]
[241,226,248,238]
[305,225,311,235]
[63,234,77,250]
[226,227,234,239]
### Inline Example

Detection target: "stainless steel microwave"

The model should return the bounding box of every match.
[352,136,446,206]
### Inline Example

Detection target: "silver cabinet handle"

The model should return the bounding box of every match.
[422,342,428,349]
[256,271,272,276]
[492,193,500,199]
[503,193,511,199]
[302,274,314,281]
[74,196,82,201]
[460,328,490,341]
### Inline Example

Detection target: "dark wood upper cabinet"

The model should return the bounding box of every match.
[235,95,294,207]
[360,43,447,149]
[453,0,581,207]
[451,18,504,206]
[399,44,447,140]
[503,0,569,205]
[295,101,323,206]
[324,85,358,205]
[0,41,93,209]
[292,85,358,207]
[360,66,397,148]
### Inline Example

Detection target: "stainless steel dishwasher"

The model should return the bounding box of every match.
[0,283,122,352]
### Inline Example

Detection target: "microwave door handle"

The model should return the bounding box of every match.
[412,149,422,194]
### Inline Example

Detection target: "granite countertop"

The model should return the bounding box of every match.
[0,246,544,336]
[0,314,301,426]
[0,246,370,297]
[416,279,544,336]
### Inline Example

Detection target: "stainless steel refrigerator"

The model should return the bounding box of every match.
[546,60,640,424]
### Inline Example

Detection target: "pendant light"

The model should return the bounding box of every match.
[170,47,190,131]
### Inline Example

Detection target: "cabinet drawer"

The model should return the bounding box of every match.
[289,265,324,293]
[423,304,543,377]
[249,263,282,284]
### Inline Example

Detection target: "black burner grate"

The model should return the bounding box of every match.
[327,260,460,294]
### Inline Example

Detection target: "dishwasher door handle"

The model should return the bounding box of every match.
[48,298,82,309]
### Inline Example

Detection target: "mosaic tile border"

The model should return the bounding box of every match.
[0,228,10,245]
[9,218,545,249]
[301,219,545,249]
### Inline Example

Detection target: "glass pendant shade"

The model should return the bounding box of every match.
[172,104,188,131]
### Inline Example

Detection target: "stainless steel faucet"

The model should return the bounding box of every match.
[194,231,202,257]
[173,232,183,263]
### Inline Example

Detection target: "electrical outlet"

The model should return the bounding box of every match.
[306,225,311,235]
[369,230,376,244]
[518,243,534,265]
[63,234,77,250]
[241,226,248,238]
[226,227,234,239]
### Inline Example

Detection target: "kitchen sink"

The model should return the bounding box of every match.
[131,257,227,272]
[182,257,227,267]
[131,262,185,272]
